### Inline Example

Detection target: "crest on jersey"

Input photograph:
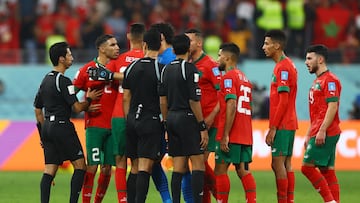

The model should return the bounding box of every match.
[281,71,288,80]
[314,82,321,90]
[328,82,336,91]
[272,74,276,82]
[212,67,221,76]
[224,79,232,88]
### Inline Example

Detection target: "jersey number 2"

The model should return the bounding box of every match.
[92,148,100,162]
[237,85,251,115]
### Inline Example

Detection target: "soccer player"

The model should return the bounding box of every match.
[111,23,145,203]
[34,42,102,203]
[73,34,121,203]
[185,28,220,202]
[151,22,176,65]
[214,43,257,203]
[148,22,176,203]
[159,34,208,203]
[122,29,165,203]
[302,44,341,203]
[262,30,298,203]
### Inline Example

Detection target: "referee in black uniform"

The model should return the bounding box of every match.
[159,34,209,203]
[122,29,165,203]
[34,42,102,203]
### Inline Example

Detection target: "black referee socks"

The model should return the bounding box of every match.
[70,169,85,203]
[136,171,151,203]
[40,173,54,203]
[192,170,205,203]
[127,172,137,203]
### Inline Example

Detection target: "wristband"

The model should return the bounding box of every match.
[199,120,207,131]
[86,97,92,104]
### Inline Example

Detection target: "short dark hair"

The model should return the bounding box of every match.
[184,28,203,38]
[172,34,190,55]
[95,34,115,49]
[306,44,328,61]
[150,22,175,45]
[49,42,68,66]
[219,43,240,62]
[143,29,161,51]
[129,23,145,41]
[264,29,287,49]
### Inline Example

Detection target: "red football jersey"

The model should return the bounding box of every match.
[308,71,341,137]
[193,54,221,119]
[112,49,144,118]
[73,60,118,129]
[269,57,298,130]
[216,68,253,145]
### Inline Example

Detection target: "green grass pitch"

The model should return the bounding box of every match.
[0,170,358,202]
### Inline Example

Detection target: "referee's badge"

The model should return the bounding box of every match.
[68,85,75,95]
[194,73,199,82]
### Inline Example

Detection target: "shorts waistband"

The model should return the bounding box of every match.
[45,115,69,122]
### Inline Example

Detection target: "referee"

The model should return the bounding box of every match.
[159,34,209,203]
[34,42,102,203]
[122,29,165,203]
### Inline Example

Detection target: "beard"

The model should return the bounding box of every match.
[218,63,226,71]
[309,64,318,74]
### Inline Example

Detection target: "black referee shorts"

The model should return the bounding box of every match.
[167,111,204,157]
[42,119,84,165]
[125,113,163,160]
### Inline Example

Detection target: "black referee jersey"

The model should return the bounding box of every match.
[34,70,78,120]
[122,57,164,116]
[159,58,201,111]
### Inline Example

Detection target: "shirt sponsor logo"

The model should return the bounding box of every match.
[212,67,221,76]
[281,71,288,80]
[224,79,232,88]
[328,82,336,91]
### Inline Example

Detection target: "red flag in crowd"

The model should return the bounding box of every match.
[312,6,351,49]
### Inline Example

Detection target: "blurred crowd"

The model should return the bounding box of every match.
[0,0,360,64]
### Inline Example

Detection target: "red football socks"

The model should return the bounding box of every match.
[287,171,295,203]
[82,172,95,203]
[203,161,216,202]
[301,166,334,202]
[215,174,230,203]
[94,172,111,203]
[321,169,340,203]
[276,178,288,203]
[241,173,257,203]
[115,168,127,202]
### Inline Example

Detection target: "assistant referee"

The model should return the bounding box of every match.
[34,42,102,203]
[159,34,209,203]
